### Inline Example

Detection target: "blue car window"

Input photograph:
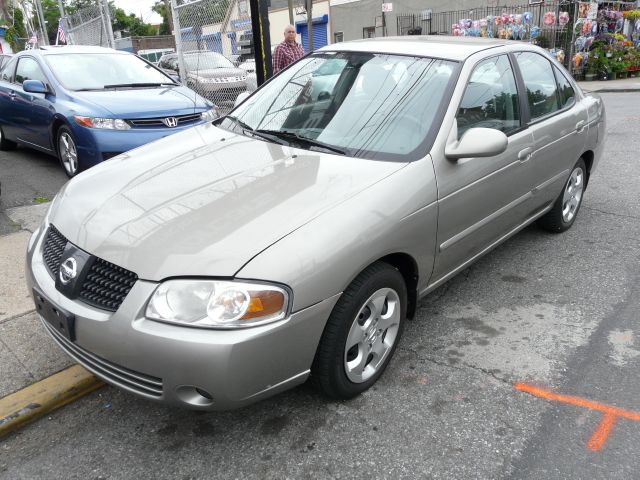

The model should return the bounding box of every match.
[15,57,48,86]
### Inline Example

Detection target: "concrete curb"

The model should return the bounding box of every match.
[0,365,104,438]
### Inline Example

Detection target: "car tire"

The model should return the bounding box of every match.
[57,126,79,178]
[537,158,587,233]
[311,262,407,399]
[0,125,17,151]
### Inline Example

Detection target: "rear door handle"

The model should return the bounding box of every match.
[518,147,533,161]
[575,120,586,132]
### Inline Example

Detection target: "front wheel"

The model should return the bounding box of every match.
[0,125,17,151]
[57,126,79,178]
[311,262,407,399]
[537,158,587,233]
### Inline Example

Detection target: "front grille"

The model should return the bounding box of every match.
[79,258,138,311]
[42,225,138,312]
[42,319,164,398]
[43,224,66,277]
[128,113,202,128]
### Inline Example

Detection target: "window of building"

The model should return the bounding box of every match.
[334,32,344,43]
[363,27,375,39]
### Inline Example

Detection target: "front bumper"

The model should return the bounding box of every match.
[72,120,209,169]
[26,223,339,410]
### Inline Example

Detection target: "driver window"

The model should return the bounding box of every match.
[15,57,48,86]
[456,55,521,139]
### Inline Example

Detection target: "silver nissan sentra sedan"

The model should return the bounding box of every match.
[26,37,606,410]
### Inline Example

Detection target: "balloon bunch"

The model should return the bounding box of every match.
[452,11,534,40]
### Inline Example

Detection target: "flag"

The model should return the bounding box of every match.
[57,19,66,45]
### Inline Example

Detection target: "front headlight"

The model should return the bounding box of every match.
[200,108,219,121]
[74,116,131,130]
[145,280,290,329]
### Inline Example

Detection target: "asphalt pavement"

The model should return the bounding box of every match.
[0,90,638,479]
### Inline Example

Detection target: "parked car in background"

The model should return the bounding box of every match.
[238,58,257,92]
[137,48,175,65]
[0,45,217,177]
[158,51,247,107]
[0,53,13,69]
[27,37,605,411]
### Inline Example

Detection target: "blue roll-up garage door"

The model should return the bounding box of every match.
[296,14,329,52]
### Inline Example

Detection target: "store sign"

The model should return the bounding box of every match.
[382,3,393,13]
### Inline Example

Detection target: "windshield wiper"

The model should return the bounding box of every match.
[255,129,348,155]
[102,82,176,89]
[216,116,288,145]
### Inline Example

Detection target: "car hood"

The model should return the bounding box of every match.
[48,124,407,281]
[73,86,208,117]
[189,67,246,78]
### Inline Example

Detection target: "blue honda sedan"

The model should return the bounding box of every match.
[0,45,217,177]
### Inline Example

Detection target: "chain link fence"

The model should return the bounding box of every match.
[63,3,113,48]
[170,0,253,113]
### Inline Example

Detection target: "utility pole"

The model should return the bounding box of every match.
[163,0,173,35]
[101,0,115,48]
[34,0,49,45]
[287,0,293,25]
[306,0,312,52]
[57,0,64,17]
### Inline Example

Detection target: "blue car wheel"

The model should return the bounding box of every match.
[0,125,17,151]
[57,126,79,178]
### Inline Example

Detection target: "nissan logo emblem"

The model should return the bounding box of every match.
[163,117,178,128]
[59,257,78,285]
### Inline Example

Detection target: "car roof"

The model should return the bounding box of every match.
[34,45,127,56]
[320,36,522,61]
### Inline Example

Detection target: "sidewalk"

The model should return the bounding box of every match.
[0,203,101,435]
[577,76,640,93]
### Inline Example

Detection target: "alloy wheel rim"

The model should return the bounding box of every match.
[561,167,584,223]
[59,133,78,175]
[344,287,401,383]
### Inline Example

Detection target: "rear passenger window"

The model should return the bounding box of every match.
[456,55,521,138]
[554,66,575,109]
[514,52,560,120]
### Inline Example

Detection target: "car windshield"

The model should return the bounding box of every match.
[44,53,174,90]
[185,52,234,70]
[224,52,456,160]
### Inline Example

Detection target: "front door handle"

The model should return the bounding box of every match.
[575,120,586,133]
[518,147,533,161]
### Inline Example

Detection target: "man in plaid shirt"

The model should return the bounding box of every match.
[272,25,305,73]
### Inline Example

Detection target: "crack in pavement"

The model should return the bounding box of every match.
[0,309,36,326]
[582,205,640,221]
[0,335,36,381]
[398,345,513,387]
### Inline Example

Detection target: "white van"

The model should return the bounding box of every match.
[137,48,175,65]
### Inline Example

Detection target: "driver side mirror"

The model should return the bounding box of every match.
[445,124,508,160]
[23,79,49,94]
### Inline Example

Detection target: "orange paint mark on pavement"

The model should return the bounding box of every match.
[514,383,640,452]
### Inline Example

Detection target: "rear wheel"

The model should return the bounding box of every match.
[538,159,587,233]
[57,126,79,178]
[311,262,407,399]
[0,125,17,151]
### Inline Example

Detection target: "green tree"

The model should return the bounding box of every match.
[113,8,156,36]
[152,1,171,35]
